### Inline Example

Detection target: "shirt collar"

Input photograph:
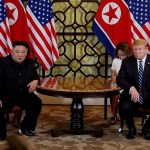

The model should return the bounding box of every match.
[137,55,147,64]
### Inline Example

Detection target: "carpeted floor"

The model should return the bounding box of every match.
[0,105,149,150]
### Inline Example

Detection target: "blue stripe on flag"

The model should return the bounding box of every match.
[92,20,115,58]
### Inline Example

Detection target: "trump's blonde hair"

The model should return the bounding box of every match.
[132,39,148,48]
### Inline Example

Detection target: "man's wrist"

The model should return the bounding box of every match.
[129,86,134,94]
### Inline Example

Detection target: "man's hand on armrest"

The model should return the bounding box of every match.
[27,80,39,93]
[130,86,139,103]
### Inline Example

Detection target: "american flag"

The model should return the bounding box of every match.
[0,0,11,57]
[126,0,150,49]
[26,0,59,71]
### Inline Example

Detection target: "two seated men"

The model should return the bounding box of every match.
[0,39,150,141]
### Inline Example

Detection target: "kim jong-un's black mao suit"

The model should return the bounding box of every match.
[0,55,42,137]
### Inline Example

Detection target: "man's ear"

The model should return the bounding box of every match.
[146,46,148,50]
[10,50,13,55]
[10,47,15,55]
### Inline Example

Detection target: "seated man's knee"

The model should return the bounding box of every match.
[119,100,132,113]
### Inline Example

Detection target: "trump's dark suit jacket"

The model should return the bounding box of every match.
[116,54,150,104]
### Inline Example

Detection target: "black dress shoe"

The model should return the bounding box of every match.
[127,128,136,140]
[18,128,35,136]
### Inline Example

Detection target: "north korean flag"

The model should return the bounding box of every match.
[92,0,132,58]
[4,0,32,57]
[4,0,29,42]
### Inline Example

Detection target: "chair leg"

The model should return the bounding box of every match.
[13,110,23,128]
[141,115,147,126]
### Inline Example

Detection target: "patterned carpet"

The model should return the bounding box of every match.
[0,105,149,150]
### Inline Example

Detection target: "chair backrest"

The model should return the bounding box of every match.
[138,107,150,114]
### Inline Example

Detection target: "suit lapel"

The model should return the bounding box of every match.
[132,57,139,87]
[143,55,150,84]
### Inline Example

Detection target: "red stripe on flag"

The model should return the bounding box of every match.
[29,29,53,65]
[44,23,59,62]
[29,37,51,70]
[142,26,150,37]
[50,77,58,88]
[40,77,58,88]
[49,21,59,60]
[0,19,11,57]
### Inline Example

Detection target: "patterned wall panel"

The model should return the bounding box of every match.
[25,0,112,78]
